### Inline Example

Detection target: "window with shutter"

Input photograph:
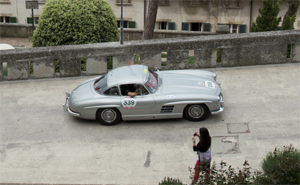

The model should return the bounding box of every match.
[203,23,211,32]
[9,17,17,23]
[129,21,135,28]
[0,16,11,23]
[117,21,128,28]
[182,22,189,31]
[168,22,175,30]
[115,0,132,5]
[238,24,247,33]
[27,17,33,24]
[191,23,201,31]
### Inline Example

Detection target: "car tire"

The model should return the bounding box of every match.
[184,104,209,121]
[96,108,121,126]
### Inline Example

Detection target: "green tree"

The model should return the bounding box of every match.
[280,14,296,30]
[280,0,299,28]
[31,0,119,47]
[250,0,282,32]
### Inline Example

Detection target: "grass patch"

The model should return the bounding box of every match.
[81,57,86,71]
[161,53,167,58]
[107,56,113,69]
[217,48,222,63]
[287,44,291,58]
[134,54,140,64]
[29,61,33,75]
[189,56,194,64]
[55,60,60,73]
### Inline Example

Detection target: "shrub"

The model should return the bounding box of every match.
[261,144,300,184]
[159,177,183,185]
[160,145,299,185]
[31,0,119,47]
[280,14,296,31]
[250,0,281,32]
[188,160,263,185]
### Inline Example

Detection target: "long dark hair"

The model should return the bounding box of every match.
[199,127,211,150]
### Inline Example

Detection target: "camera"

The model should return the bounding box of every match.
[194,133,197,137]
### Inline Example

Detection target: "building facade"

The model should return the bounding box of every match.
[1,0,299,33]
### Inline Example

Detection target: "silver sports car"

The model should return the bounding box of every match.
[63,65,224,125]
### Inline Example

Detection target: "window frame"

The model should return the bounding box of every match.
[0,0,10,4]
[115,0,132,6]
[188,0,208,7]
[190,22,202,32]
[103,86,120,96]
[117,20,128,28]
[158,0,170,6]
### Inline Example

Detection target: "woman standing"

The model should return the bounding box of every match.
[191,127,212,184]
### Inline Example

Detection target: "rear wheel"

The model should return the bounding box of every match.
[96,108,121,126]
[184,104,209,121]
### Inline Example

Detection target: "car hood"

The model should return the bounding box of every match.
[160,72,220,95]
[69,80,95,106]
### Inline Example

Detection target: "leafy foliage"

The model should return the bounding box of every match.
[189,160,264,185]
[160,145,299,185]
[31,0,119,47]
[280,14,296,30]
[261,144,300,184]
[250,0,282,32]
[159,177,183,185]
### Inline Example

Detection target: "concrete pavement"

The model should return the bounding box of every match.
[0,63,299,184]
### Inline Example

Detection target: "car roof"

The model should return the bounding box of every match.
[107,65,149,87]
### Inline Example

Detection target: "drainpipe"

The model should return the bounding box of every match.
[250,0,253,31]
[144,0,147,28]
[120,0,123,45]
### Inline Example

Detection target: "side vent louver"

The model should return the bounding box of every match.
[161,106,174,113]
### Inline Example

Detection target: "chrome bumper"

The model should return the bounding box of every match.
[63,92,80,117]
[211,106,224,114]
[211,93,224,114]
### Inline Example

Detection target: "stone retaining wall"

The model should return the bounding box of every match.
[0,30,299,81]
[0,23,216,40]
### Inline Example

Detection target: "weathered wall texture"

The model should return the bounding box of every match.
[0,30,299,81]
[0,23,216,40]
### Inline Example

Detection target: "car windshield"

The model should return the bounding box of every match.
[94,74,108,93]
[145,70,158,93]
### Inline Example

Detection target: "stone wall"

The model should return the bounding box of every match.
[0,30,299,81]
[0,23,216,40]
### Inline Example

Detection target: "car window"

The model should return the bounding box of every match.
[94,74,107,93]
[103,86,119,96]
[120,84,149,96]
[120,84,135,96]
[145,70,158,93]
[135,84,149,95]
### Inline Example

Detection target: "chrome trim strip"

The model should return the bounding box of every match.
[83,105,121,109]
[122,113,182,118]
[211,106,224,114]
[163,101,212,106]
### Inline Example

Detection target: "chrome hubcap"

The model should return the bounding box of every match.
[101,109,117,123]
[188,105,204,119]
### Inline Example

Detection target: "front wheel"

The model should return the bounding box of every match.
[184,104,209,121]
[96,108,121,126]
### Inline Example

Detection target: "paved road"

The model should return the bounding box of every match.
[0,63,299,184]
